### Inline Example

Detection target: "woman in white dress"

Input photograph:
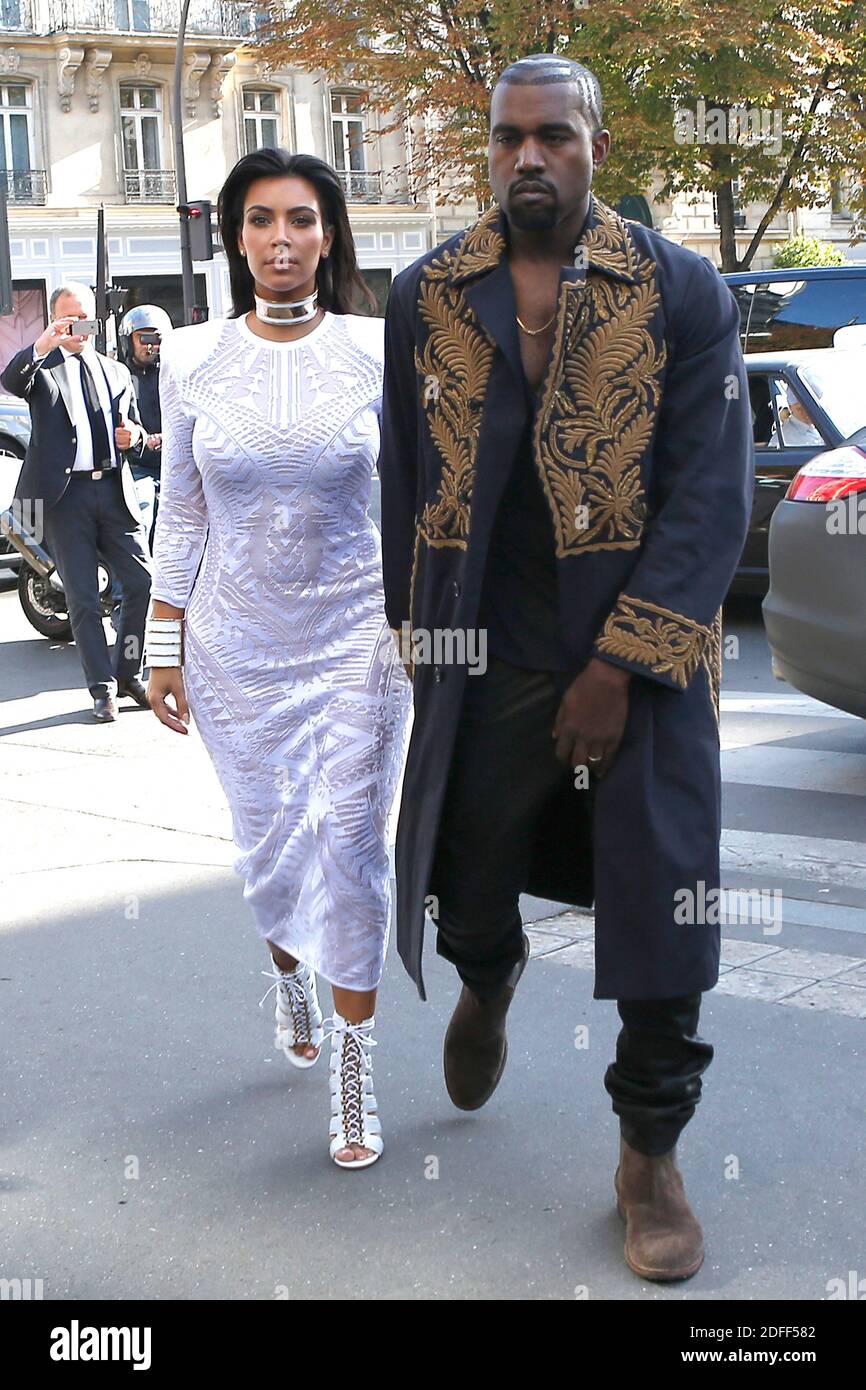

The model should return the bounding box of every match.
[145,149,412,1169]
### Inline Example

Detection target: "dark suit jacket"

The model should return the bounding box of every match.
[1,342,146,525]
[378,194,754,1002]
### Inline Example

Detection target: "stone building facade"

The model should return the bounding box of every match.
[0,0,436,362]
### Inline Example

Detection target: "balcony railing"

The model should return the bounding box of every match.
[46,0,269,37]
[2,169,47,205]
[123,167,176,203]
[337,170,383,204]
[336,168,415,205]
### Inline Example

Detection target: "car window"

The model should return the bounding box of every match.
[768,378,825,449]
[744,278,866,352]
[730,284,755,350]
[748,374,779,446]
[797,353,866,440]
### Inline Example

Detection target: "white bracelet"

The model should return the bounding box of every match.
[145,616,183,668]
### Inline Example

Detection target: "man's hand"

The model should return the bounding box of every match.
[115,417,142,451]
[552,657,631,780]
[33,317,86,358]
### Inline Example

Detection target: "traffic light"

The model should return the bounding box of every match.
[183,200,214,262]
[0,182,13,317]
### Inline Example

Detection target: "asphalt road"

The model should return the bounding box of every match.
[1,574,863,1300]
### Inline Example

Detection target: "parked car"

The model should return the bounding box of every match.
[733,348,866,593]
[724,265,866,354]
[763,415,866,719]
[0,393,30,573]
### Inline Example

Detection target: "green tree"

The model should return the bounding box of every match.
[772,233,845,266]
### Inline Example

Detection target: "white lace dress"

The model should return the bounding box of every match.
[150,311,412,991]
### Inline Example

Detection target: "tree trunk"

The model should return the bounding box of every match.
[715,179,740,272]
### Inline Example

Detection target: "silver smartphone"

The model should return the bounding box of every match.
[68,319,101,337]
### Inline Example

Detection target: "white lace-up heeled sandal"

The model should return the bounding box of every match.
[259,959,323,1070]
[324,1013,383,1169]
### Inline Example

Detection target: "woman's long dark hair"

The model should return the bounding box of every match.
[218,148,376,318]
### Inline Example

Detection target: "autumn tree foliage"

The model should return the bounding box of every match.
[258,0,866,268]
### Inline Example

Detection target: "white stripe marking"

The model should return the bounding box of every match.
[721,828,866,890]
[720,693,854,720]
[722,746,866,796]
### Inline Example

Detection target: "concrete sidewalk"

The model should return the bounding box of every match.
[1,855,863,1300]
[0,595,862,1300]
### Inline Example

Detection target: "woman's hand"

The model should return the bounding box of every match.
[147,667,191,735]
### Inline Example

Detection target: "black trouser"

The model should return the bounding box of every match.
[42,471,151,700]
[428,654,713,1156]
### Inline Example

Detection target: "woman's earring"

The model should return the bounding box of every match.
[240,248,246,257]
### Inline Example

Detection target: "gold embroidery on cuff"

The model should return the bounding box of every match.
[595,594,714,689]
[700,607,723,723]
[408,526,422,633]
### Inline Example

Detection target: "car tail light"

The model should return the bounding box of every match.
[786,446,866,501]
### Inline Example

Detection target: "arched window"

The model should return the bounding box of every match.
[242,88,280,153]
[330,90,366,173]
[330,90,378,201]
[831,173,854,221]
[0,80,43,204]
[120,83,173,203]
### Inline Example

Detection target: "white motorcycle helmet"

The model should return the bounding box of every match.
[118,304,173,361]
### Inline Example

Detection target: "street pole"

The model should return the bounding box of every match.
[95,203,108,354]
[0,180,12,317]
[174,0,195,325]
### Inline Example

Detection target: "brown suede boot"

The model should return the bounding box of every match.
[614,1135,705,1282]
[443,935,529,1111]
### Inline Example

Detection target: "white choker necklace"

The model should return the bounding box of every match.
[254,290,319,325]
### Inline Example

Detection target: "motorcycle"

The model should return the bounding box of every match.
[0,505,116,641]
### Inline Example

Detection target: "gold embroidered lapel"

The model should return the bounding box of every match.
[533,200,667,557]
[412,199,667,572]
[414,207,500,552]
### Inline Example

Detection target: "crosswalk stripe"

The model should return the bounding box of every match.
[722,745,866,796]
[527,913,866,1017]
[719,686,866,902]
[720,692,853,719]
[721,828,866,891]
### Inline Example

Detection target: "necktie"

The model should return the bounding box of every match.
[76,354,114,470]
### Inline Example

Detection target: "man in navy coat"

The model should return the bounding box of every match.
[378,55,753,1281]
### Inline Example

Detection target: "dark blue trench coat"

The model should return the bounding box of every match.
[377,195,754,1001]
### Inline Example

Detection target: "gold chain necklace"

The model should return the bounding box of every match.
[516,310,556,336]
